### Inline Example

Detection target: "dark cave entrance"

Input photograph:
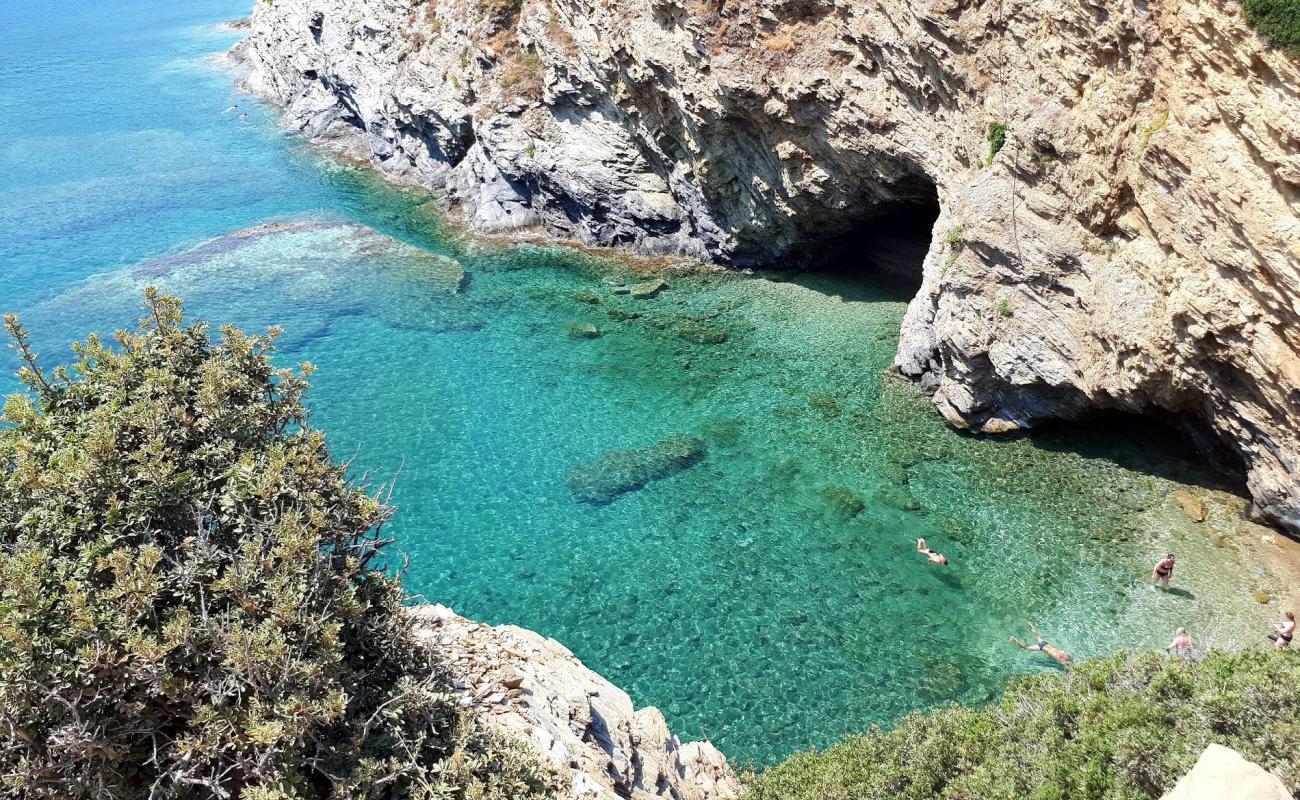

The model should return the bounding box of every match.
[775,181,941,303]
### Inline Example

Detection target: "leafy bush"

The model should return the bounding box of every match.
[744,649,1300,800]
[0,292,556,799]
[1242,0,1300,54]
[986,121,1007,163]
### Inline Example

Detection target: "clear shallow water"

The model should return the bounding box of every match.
[1,0,1287,766]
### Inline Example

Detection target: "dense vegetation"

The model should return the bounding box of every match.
[0,292,556,799]
[745,648,1300,800]
[1243,0,1300,54]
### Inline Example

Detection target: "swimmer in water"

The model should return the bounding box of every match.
[916,538,948,565]
[1010,623,1073,670]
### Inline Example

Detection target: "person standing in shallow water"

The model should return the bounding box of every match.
[1165,627,1193,658]
[1010,623,1073,670]
[1152,553,1176,588]
[1269,611,1295,648]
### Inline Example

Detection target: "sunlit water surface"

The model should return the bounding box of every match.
[1,0,1285,765]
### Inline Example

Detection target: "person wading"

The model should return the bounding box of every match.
[1165,627,1193,658]
[1152,553,1176,588]
[1269,611,1296,649]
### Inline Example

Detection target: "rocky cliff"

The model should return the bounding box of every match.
[232,0,1300,532]
[1160,743,1293,800]
[409,605,738,799]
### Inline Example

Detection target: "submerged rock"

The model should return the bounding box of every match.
[809,393,842,419]
[822,485,866,518]
[1173,490,1209,522]
[568,435,707,504]
[674,317,729,345]
[875,485,922,512]
[568,321,601,339]
[630,279,667,299]
[415,253,467,294]
[699,417,744,449]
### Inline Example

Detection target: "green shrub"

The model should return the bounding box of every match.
[996,298,1015,318]
[0,291,557,799]
[1242,0,1300,54]
[744,649,1300,800]
[940,225,964,274]
[986,121,1007,163]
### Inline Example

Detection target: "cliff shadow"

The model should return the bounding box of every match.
[1005,409,1250,497]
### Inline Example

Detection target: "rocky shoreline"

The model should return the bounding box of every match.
[229,0,1299,534]
[410,604,739,799]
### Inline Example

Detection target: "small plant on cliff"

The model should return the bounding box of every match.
[762,29,796,52]
[996,298,1016,318]
[986,120,1007,164]
[1242,0,1300,54]
[0,292,557,799]
[941,224,964,274]
[1141,109,1169,148]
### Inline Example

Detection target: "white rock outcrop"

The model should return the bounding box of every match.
[232,0,1300,533]
[1161,744,1293,800]
[409,605,738,800]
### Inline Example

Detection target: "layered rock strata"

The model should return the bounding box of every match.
[233,0,1300,532]
[409,604,738,800]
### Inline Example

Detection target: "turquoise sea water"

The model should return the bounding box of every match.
[1,0,1287,766]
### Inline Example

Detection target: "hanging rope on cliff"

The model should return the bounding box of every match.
[992,0,1025,268]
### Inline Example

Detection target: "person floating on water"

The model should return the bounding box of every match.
[1269,611,1295,649]
[1152,553,1176,588]
[916,538,948,565]
[1010,623,1073,670]
[1165,627,1193,658]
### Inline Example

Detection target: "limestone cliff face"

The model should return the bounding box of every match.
[409,605,738,800]
[233,0,1300,532]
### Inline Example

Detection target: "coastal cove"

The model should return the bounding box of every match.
[2,0,1298,772]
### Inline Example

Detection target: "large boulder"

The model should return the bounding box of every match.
[410,604,738,800]
[1161,744,1292,800]
[567,435,706,504]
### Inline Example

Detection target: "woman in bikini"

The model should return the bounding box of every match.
[1152,553,1175,588]
[1010,623,1073,670]
[916,538,948,565]
[1269,611,1295,649]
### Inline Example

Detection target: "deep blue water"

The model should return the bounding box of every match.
[0,0,1277,766]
